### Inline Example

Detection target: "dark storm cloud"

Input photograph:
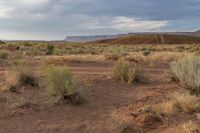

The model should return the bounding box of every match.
[0,0,200,40]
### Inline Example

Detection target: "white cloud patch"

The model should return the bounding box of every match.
[16,0,50,5]
[112,16,168,31]
[0,1,13,18]
[83,16,168,32]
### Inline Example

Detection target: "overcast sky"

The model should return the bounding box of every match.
[0,0,200,40]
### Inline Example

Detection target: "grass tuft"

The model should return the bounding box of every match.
[6,61,37,92]
[113,59,146,83]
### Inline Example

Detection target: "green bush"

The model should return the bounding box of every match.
[113,59,145,83]
[169,56,200,95]
[46,44,54,55]
[43,65,84,104]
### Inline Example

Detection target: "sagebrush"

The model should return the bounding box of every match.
[169,56,200,94]
[43,65,84,104]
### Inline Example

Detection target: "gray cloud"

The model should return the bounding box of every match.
[0,0,200,40]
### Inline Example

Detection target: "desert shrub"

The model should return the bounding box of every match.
[46,44,54,55]
[169,56,200,95]
[113,59,145,83]
[43,65,84,104]
[6,61,37,91]
[0,51,9,59]
[171,92,200,113]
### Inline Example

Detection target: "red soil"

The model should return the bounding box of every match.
[0,59,197,133]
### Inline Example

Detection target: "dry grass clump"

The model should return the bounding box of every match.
[113,59,129,82]
[125,52,189,62]
[169,56,200,95]
[113,59,146,83]
[150,91,200,116]
[8,88,37,109]
[103,53,119,60]
[131,105,164,127]
[6,61,37,92]
[103,48,128,61]
[43,65,84,104]
[125,52,145,62]
[149,52,188,62]
[153,100,178,115]
[44,54,104,64]
[182,121,200,133]
[171,92,200,113]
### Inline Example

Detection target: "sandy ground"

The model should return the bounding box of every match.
[0,58,197,133]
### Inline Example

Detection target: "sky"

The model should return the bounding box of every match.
[0,0,200,40]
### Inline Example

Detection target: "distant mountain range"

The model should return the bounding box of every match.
[64,30,200,42]
[64,35,122,42]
